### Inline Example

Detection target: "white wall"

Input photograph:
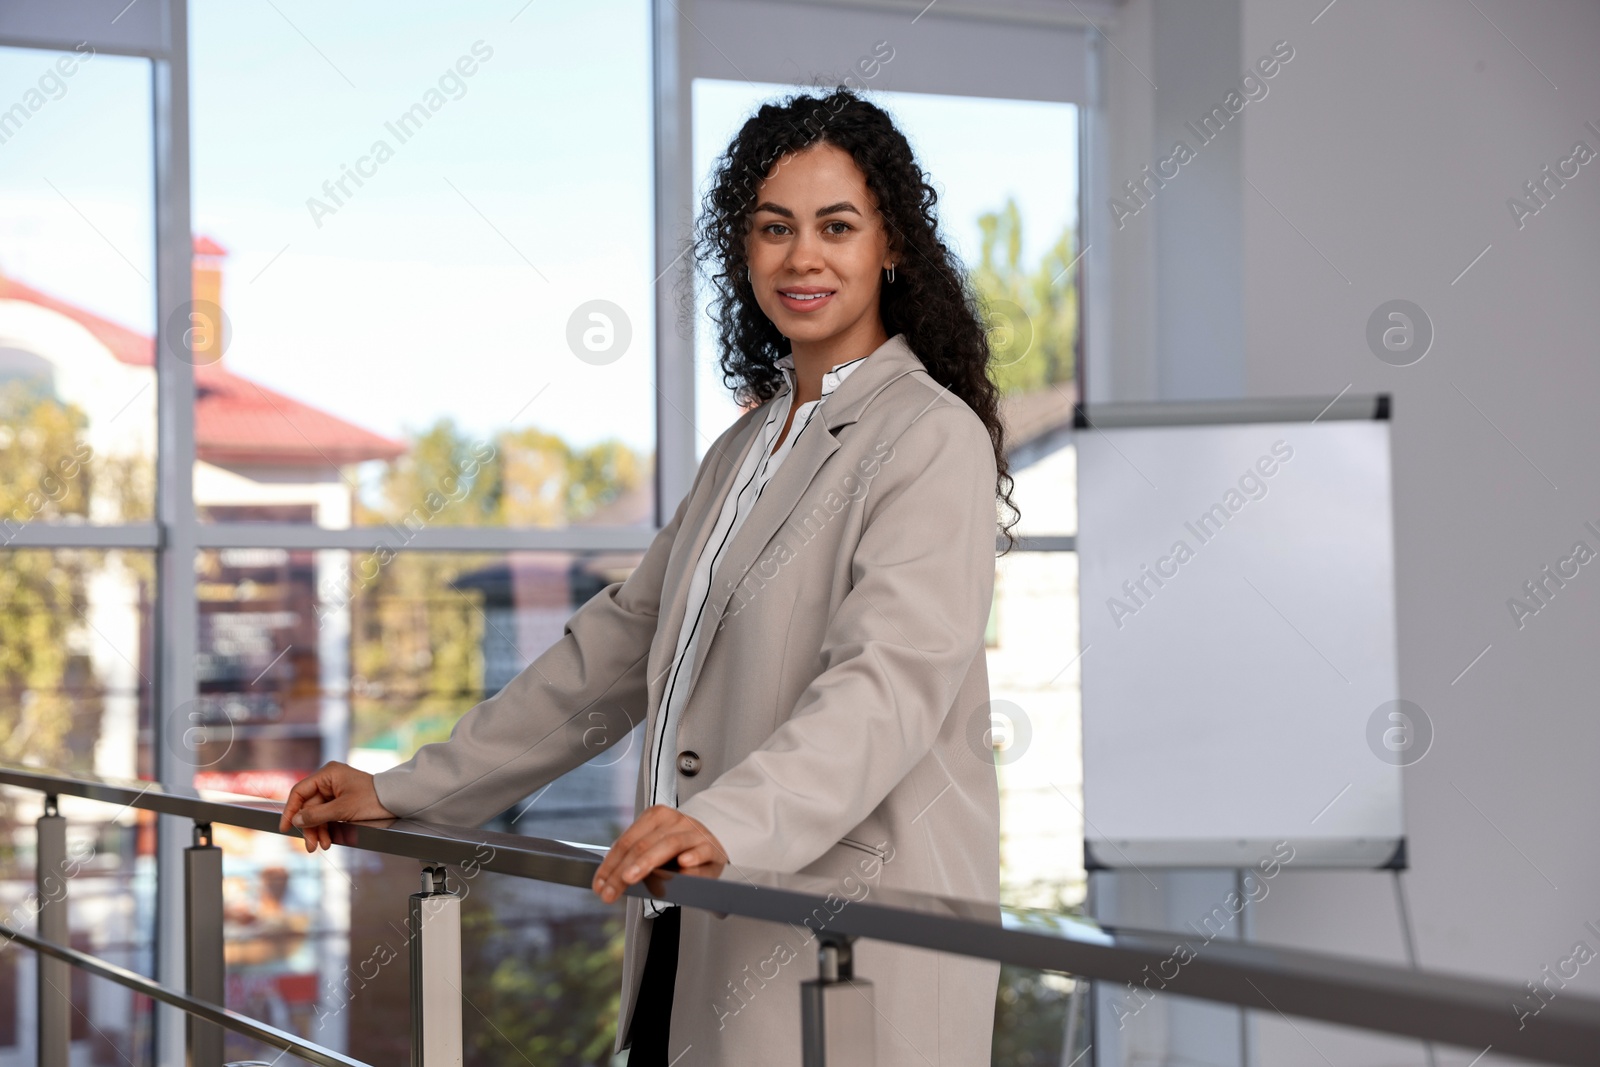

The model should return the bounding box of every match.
[1090,0,1600,1064]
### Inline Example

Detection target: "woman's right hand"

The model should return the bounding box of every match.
[278,761,397,853]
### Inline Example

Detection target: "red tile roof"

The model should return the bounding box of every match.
[0,271,405,467]
[193,362,405,466]
[0,273,155,367]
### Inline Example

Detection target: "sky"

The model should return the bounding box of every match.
[0,46,155,323]
[0,6,1075,460]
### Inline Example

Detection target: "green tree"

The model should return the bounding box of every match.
[970,197,1080,396]
[992,964,1084,1067]
[462,908,626,1067]
[347,418,646,752]
[991,895,1092,1065]
[0,382,103,771]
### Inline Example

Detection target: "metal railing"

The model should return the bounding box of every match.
[2,762,1598,1067]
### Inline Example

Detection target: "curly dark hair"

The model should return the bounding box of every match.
[688,86,1020,552]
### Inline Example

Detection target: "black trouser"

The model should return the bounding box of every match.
[626,906,680,1065]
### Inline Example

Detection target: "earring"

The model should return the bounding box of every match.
[885,264,896,283]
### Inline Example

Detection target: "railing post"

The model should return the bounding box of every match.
[36,795,69,1067]
[800,934,875,1067]
[410,865,463,1067]
[186,822,225,1067]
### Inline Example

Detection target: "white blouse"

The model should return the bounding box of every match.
[642,349,870,914]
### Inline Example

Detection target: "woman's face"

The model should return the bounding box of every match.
[744,142,896,349]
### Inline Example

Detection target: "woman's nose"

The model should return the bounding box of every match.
[785,231,825,272]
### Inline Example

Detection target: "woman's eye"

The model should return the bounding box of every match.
[825,221,851,235]
[764,223,790,236]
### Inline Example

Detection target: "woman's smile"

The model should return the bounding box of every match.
[776,285,837,312]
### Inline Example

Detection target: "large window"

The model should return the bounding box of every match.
[0,45,156,526]
[0,1,1096,1062]
[1,3,661,1059]
[188,2,656,532]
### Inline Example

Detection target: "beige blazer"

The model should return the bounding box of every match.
[372,332,1002,1066]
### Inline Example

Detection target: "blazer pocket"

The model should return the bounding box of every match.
[838,836,888,860]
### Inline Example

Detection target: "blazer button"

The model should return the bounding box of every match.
[676,751,702,777]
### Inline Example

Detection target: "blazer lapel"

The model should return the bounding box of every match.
[669,333,929,714]
[646,414,764,710]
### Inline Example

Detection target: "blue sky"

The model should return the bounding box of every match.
[0,46,154,319]
[0,6,1075,458]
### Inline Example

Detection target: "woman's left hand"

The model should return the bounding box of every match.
[592,805,728,904]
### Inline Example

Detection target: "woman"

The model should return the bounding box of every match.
[280,87,1019,1066]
